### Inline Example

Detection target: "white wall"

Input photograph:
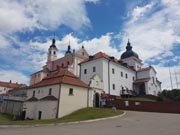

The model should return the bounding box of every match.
[27,85,59,100]
[58,84,90,118]
[80,58,136,96]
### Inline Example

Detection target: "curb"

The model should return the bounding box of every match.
[0,111,126,129]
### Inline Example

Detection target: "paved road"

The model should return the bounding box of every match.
[1,111,180,135]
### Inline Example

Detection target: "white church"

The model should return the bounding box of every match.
[24,38,161,120]
[79,40,161,97]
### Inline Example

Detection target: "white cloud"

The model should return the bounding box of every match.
[0,0,92,33]
[155,65,180,90]
[0,69,29,84]
[130,2,154,23]
[121,0,180,62]
[120,0,180,90]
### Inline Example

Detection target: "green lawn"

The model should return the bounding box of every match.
[0,108,123,125]
[121,97,155,102]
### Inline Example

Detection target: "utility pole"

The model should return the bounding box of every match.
[174,70,179,89]
[168,63,173,90]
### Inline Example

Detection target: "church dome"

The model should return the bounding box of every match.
[121,40,139,59]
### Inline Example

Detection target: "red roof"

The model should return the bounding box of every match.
[30,68,89,88]
[79,52,121,65]
[0,81,22,89]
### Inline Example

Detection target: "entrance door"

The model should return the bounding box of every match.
[38,111,42,120]
[95,93,100,107]
[21,111,26,120]
[139,83,146,95]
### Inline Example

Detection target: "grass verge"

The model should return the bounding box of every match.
[0,108,123,125]
[121,97,155,102]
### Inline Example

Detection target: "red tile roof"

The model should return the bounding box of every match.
[133,78,150,83]
[0,81,23,89]
[30,68,89,88]
[79,52,121,65]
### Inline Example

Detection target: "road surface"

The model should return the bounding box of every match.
[1,111,180,135]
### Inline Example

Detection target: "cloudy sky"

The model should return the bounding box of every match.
[0,0,179,89]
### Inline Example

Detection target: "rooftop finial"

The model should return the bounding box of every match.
[127,38,130,45]
[66,40,72,54]
[126,38,132,51]
[52,33,56,45]
[82,44,84,49]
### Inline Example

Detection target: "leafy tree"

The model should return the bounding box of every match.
[157,89,180,101]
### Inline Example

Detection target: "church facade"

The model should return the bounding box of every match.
[79,40,161,96]
[30,39,89,85]
[30,39,161,96]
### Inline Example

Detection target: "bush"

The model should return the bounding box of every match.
[157,89,180,102]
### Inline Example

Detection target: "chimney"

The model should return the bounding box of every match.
[9,80,12,83]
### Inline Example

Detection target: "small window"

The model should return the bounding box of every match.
[121,72,123,77]
[93,66,96,72]
[113,84,115,90]
[84,69,87,74]
[82,52,84,56]
[67,61,70,65]
[69,88,73,95]
[62,63,64,67]
[125,73,128,78]
[49,51,51,54]
[33,91,35,97]
[53,51,56,54]
[152,77,155,83]
[133,76,135,81]
[49,88,52,95]
[112,68,115,74]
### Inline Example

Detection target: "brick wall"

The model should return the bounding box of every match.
[106,97,180,114]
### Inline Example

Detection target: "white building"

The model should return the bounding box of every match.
[79,40,161,96]
[25,68,94,120]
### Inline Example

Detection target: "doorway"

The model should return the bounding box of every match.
[139,83,146,95]
[95,93,100,107]
[38,111,42,120]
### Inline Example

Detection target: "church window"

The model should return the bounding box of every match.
[152,77,155,83]
[84,69,87,74]
[93,66,96,72]
[53,51,56,54]
[67,61,70,65]
[49,51,51,54]
[69,88,73,95]
[49,88,52,95]
[113,84,115,90]
[121,72,123,77]
[125,73,128,78]
[112,68,115,74]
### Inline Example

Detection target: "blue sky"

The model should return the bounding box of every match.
[0,0,179,89]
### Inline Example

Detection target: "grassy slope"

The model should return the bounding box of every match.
[121,97,155,102]
[0,108,123,125]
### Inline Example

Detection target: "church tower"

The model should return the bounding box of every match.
[121,39,142,70]
[47,38,58,62]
